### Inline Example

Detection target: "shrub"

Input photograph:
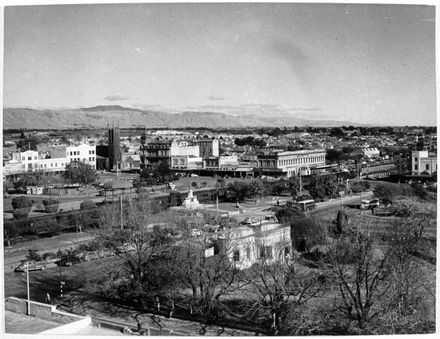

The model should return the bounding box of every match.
[26,249,42,262]
[80,200,97,209]
[11,196,33,219]
[351,181,366,193]
[42,199,59,213]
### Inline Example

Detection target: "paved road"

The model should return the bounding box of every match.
[314,191,373,212]
[3,232,95,273]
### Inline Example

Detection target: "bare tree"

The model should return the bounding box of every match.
[238,238,326,335]
[324,224,392,329]
[170,220,240,326]
[95,199,176,309]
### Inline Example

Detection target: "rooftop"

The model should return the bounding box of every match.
[5,310,60,334]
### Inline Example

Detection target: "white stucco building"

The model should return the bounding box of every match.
[66,144,96,169]
[220,216,291,270]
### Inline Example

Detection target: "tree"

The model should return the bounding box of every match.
[170,234,239,326]
[64,162,97,185]
[329,128,345,138]
[331,210,349,235]
[271,181,286,196]
[42,199,59,213]
[288,176,300,197]
[227,181,249,202]
[93,200,176,309]
[248,179,264,200]
[307,174,338,201]
[239,247,326,334]
[11,196,33,219]
[324,227,392,329]
[26,249,42,262]
[326,149,344,163]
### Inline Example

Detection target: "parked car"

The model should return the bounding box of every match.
[370,198,380,207]
[14,261,47,272]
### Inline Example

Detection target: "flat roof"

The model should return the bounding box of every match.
[5,310,60,334]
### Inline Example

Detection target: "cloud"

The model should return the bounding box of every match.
[207,95,225,101]
[267,40,313,92]
[104,94,130,101]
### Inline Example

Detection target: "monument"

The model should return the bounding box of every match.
[182,189,201,210]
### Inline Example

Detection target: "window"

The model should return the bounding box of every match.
[415,164,418,170]
[246,247,251,260]
[260,246,273,259]
[70,151,73,156]
[22,164,25,169]
[233,250,240,261]
[28,156,32,160]
[426,164,429,170]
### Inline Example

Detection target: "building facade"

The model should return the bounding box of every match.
[411,150,437,175]
[256,149,326,177]
[222,217,291,270]
[66,144,96,169]
[197,139,219,158]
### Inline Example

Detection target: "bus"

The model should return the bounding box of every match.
[296,199,317,212]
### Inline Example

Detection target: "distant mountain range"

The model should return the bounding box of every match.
[3,106,359,129]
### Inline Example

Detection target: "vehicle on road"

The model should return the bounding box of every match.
[296,199,317,212]
[370,198,380,207]
[360,199,371,209]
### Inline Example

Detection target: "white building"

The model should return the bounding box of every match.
[66,144,96,169]
[256,149,326,177]
[221,216,291,270]
[3,150,69,176]
[411,150,437,175]
[362,148,380,159]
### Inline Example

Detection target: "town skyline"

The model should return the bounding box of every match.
[4,3,436,126]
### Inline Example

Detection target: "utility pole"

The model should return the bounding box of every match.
[120,195,123,229]
[59,255,64,299]
[26,263,30,316]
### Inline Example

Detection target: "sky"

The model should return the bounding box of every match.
[3,3,436,125]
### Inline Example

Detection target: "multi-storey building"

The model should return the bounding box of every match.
[411,150,437,175]
[256,149,326,177]
[4,150,69,176]
[142,140,200,167]
[196,138,219,158]
[66,144,96,169]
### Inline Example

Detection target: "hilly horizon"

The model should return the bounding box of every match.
[3,105,362,130]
